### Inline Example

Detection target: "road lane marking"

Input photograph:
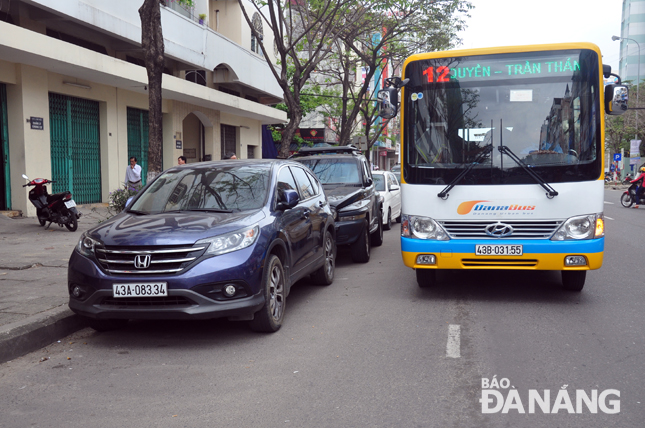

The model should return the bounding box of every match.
[605,216,614,220]
[446,324,461,358]
[604,201,614,204]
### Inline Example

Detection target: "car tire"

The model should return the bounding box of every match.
[416,269,436,288]
[562,270,585,292]
[249,254,286,332]
[310,230,336,285]
[371,212,383,247]
[88,318,129,332]
[620,193,633,208]
[351,220,370,263]
[384,208,392,231]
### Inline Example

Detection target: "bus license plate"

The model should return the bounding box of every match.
[64,199,76,208]
[113,282,168,298]
[475,245,523,256]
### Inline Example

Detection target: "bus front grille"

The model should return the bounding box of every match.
[461,258,539,268]
[439,220,563,239]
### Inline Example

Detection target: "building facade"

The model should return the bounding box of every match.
[618,0,645,84]
[0,0,286,215]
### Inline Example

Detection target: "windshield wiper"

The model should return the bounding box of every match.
[126,209,149,215]
[165,208,233,213]
[498,146,558,198]
[437,145,492,199]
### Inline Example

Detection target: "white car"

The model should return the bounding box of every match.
[372,170,401,230]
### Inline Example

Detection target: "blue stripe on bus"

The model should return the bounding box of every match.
[401,237,604,254]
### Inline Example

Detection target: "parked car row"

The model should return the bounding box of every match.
[68,146,402,334]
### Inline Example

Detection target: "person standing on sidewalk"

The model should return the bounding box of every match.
[125,156,142,188]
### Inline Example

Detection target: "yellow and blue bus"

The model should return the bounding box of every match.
[379,43,628,291]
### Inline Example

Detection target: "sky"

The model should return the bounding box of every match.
[457,0,624,73]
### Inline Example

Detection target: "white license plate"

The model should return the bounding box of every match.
[475,244,523,256]
[64,199,77,208]
[113,282,168,298]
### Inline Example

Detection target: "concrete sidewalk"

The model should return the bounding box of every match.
[0,204,113,363]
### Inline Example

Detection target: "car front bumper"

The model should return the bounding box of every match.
[67,245,266,321]
[334,218,367,246]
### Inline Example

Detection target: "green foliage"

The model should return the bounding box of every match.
[108,185,141,215]
[172,0,195,7]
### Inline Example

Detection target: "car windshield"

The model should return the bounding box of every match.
[130,165,270,214]
[372,174,386,191]
[296,158,361,185]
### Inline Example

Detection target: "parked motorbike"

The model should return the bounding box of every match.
[22,174,81,231]
[620,182,645,208]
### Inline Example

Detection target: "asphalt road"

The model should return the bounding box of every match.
[0,188,643,428]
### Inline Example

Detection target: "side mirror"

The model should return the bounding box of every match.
[377,87,398,119]
[22,174,29,180]
[278,189,299,210]
[390,185,400,191]
[605,84,629,115]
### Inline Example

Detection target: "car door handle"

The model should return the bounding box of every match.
[302,210,310,219]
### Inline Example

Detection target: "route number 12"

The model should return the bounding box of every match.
[423,66,450,83]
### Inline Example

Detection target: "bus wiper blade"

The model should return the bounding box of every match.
[437,145,492,199]
[498,146,558,198]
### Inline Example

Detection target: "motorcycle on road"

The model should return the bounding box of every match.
[620,182,645,208]
[22,174,81,231]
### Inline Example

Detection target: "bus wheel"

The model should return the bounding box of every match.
[562,270,586,292]
[416,269,436,288]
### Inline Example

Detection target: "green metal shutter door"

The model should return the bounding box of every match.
[0,83,10,210]
[49,93,101,204]
[127,107,149,186]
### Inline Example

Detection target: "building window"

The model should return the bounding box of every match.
[186,70,207,86]
[221,125,237,159]
[247,145,255,159]
[250,13,263,56]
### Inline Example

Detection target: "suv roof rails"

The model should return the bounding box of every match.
[289,145,362,158]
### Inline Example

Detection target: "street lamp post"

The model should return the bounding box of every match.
[613,35,641,176]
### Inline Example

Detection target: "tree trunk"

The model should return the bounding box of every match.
[139,0,164,182]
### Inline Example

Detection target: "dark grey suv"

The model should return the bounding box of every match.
[292,146,383,263]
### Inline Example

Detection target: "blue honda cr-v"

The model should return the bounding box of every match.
[68,160,336,332]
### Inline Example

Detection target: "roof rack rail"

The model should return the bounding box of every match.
[289,145,362,158]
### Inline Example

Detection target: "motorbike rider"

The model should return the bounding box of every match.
[629,166,645,208]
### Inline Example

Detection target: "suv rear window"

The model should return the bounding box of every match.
[297,158,361,185]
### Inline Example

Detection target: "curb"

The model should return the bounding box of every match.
[0,306,88,363]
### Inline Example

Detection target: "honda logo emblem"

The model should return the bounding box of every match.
[485,222,513,238]
[134,254,151,269]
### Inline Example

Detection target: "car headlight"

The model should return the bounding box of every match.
[197,225,260,256]
[77,232,100,257]
[551,214,604,241]
[401,215,450,241]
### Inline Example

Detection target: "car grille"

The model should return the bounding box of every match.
[95,244,208,275]
[99,296,193,306]
[438,220,562,239]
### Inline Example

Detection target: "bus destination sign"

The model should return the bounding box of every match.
[419,58,581,84]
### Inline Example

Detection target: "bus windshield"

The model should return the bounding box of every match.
[403,49,601,185]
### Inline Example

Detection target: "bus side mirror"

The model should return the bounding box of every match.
[605,84,629,115]
[377,87,398,119]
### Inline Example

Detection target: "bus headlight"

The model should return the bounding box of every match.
[402,215,450,241]
[551,214,603,241]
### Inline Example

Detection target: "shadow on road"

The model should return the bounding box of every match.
[411,269,591,305]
